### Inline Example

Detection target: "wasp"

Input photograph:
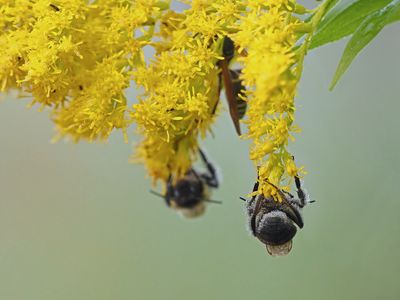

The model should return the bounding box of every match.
[214,36,247,135]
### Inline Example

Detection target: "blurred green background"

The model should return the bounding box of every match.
[1,2,400,299]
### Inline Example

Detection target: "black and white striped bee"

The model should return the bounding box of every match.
[215,36,247,135]
[151,149,220,218]
[243,172,313,256]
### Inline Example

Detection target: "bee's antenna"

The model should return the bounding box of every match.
[205,199,223,204]
[149,190,165,198]
[239,197,247,201]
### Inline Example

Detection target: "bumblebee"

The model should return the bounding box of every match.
[152,149,220,218]
[244,172,312,256]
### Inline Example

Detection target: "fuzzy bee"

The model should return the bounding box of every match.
[151,149,220,218]
[215,36,247,135]
[244,173,312,256]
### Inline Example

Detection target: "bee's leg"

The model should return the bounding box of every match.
[265,179,289,203]
[198,149,219,188]
[190,168,202,181]
[290,156,307,207]
[252,180,259,192]
[282,190,295,198]
[294,176,306,208]
[251,181,259,197]
[253,166,261,193]
[294,176,305,206]
[247,169,260,205]
[165,175,174,207]
[245,180,259,214]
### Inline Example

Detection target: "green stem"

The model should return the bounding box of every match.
[295,0,336,80]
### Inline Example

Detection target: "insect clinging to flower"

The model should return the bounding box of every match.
[243,167,313,256]
[151,149,221,219]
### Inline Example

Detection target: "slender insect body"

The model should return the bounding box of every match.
[222,36,235,62]
[217,37,247,135]
[229,69,247,120]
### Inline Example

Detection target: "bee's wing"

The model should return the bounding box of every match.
[280,204,304,229]
[250,197,263,236]
[220,59,241,135]
[265,179,304,228]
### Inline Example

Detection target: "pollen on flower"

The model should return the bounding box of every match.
[131,1,242,185]
[1,0,311,200]
[0,0,167,141]
[231,0,306,199]
[52,57,131,142]
[131,48,220,183]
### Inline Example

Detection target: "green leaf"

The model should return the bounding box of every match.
[310,0,393,49]
[330,0,400,89]
[323,0,341,16]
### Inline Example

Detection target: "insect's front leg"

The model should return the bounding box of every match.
[165,176,174,207]
[294,176,306,208]
[199,149,219,188]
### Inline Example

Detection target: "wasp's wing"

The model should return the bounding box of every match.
[220,59,241,135]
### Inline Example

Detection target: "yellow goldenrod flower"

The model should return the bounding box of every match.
[132,1,241,184]
[232,0,305,200]
[52,55,130,142]
[1,0,167,141]
[132,48,221,183]
[1,0,334,200]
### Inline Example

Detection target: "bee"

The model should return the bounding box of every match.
[243,171,313,256]
[151,149,220,218]
[215,36,247,135]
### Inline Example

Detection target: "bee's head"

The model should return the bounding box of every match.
[255,210,297,256]
[172,178,204,208]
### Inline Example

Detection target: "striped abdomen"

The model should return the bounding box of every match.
[230,69,247,120]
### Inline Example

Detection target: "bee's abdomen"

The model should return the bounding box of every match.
[256,211,297,246]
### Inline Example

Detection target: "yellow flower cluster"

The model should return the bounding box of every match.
[231,0,306,199]
[132,1,242,183]
[1,0,166,141]
[1,0,325,198]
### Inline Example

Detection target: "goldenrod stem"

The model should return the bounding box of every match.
[296,0,336,81]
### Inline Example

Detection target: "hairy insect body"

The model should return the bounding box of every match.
[168,171,211,218]
[153,149,219,218]
[246,176,309,256]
